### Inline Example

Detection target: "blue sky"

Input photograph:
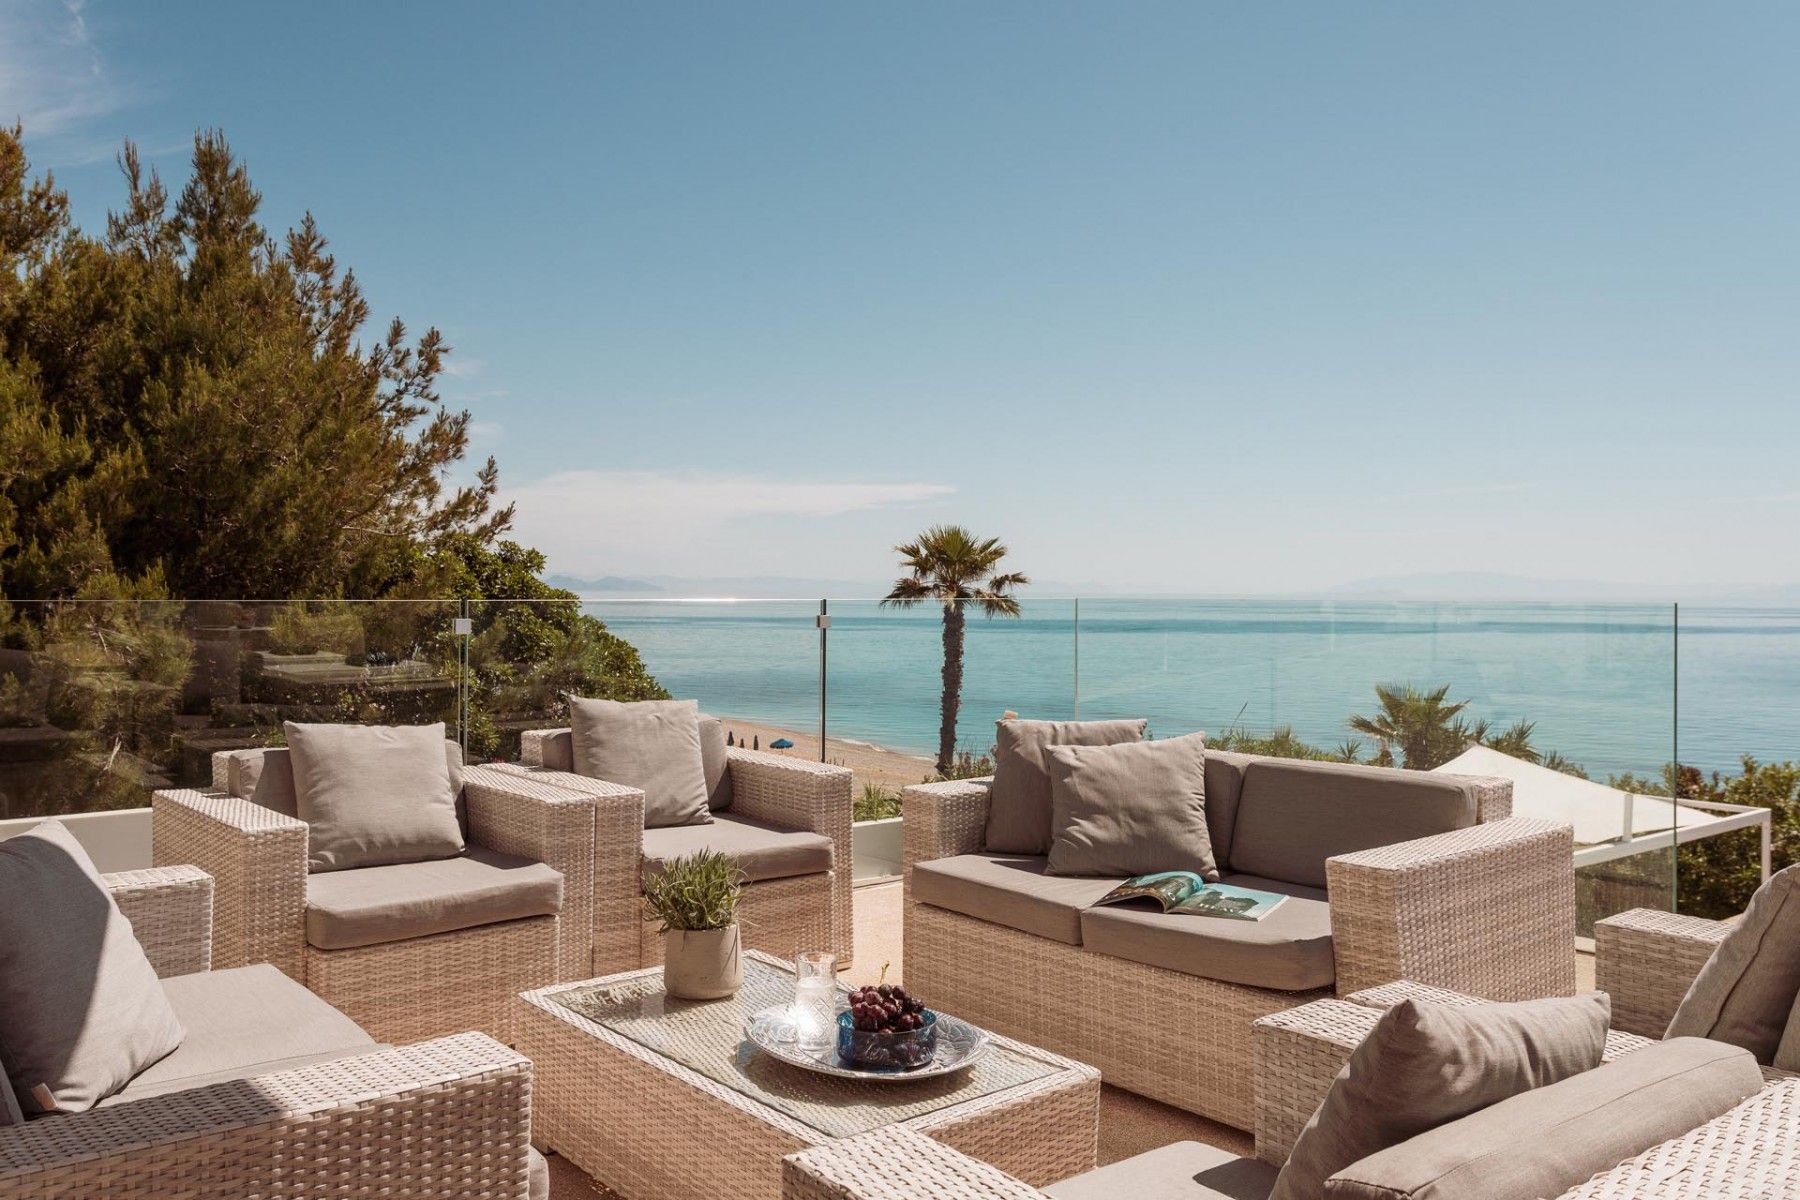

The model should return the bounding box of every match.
[7,1,1798,594]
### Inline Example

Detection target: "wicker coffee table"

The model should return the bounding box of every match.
[515,950,1100,1199]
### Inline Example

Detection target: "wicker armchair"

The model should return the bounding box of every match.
[779,1083,1800,1200]
[903,762,1575,1131]
[0,867,536,1200]
[152,750,595,1044]
[1592,907,1734,1038]
[513,727,854,974]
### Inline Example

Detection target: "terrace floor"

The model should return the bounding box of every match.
[546,878,1598,1198]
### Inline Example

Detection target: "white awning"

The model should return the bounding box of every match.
[1432,743,1716,847]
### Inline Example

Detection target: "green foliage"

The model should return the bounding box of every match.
[267,603,365,656]
[1348,684,1471,769]
[855,782,902,822]
[931,748,995,782]
[1210,723,1361,763]
[643,850,744,932]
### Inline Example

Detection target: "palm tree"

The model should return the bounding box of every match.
[1465,717,1541,763]
[1347,683,1470,770]
[881,526,1028,774]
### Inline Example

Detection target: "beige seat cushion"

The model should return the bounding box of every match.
[1045,732,1217,879]
[1667,862,1800,1064]
[0,820,186,1120]
[305,846,563,950]
[1323,1037,1763,1200]
[1046,1140,1277,1200]
[911,854,1124,945]
[641,814,832,884]
[286,722,466,872]
[1229,759,1480,889]
[1272,993,1611,1200]
[1079,875,1336,991]
[984,718,1148,855]
[104,964,377,1106]
[568,697,711,828]
[225,739,464,818]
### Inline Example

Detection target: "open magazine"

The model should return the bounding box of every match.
[1091,871,1287,921]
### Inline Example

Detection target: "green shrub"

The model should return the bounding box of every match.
[643,850,744,932]
[854,782,902,822]
[267,604,364,656]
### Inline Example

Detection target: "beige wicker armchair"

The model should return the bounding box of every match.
[152,749,596,1044]
[779,1082,1800,1200]
[0,866,536,1200]
[903,757,1575,1131]
[513,727,854,974]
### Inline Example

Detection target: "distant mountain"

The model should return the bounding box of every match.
[1325,571,1800,605]
[545,574,662,594]
[544,572,1111,599]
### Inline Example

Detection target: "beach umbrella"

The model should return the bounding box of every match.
[770,737,794,750]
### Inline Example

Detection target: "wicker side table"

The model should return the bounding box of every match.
[515,950,1099,1200]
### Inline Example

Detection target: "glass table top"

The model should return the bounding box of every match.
[547,953,1069,1140]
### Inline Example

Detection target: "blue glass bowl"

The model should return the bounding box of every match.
[836,1009,940,1071]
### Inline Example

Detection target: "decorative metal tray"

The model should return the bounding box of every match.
[745,1006,989,1082]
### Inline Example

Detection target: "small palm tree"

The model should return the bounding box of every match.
[1466,717,1541,764]
[1348,683,1470,770]
[882,525,1028,774]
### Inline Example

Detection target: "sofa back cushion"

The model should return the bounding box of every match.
[286,722,466,872]
[985,718,1148,855]
[1230,759,1480,889]
[567,697,711,828]
[1667,862,1800,1063]
[1045,732,1218,879]
[1202,749,1251,864]
[1322,1037,1763,1200]
[1271,993,1610,1200]
[227,739,463,818]
[699,716,733,812]
[0,820,186,1119]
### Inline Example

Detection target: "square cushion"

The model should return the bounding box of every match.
[103,964,377,1106]
[699,715,733,811]
[641,814,833,884]
[1079,875,1336,991]
[1271,993,1611,1200]
[226,739,464,818]
[567,697,711,828]
[1322,1037,1762,1200]
[304,847,564,950]
[1045,732,1217,879]
[1046,1140,1278,1200]
[286,722,465,872]
[984,718,1147,855]
[1202,750,1252,868]
[911,854,1124,945]
[1230,759,1480,889]
[0,820,185,1118]
[1667,862,1800,1063]
[1778,991,1800,1072]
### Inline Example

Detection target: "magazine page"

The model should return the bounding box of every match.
[1092,871,1205,911]
[1170,883,1289,921]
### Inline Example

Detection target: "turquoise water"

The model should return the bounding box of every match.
[587,600,1800,781]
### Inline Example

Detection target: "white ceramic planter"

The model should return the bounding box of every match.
[853,816,903,882]
[663,924,743,999]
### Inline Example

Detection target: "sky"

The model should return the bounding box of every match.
[5,1,1798,596]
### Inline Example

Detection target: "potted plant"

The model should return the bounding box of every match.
[644,849,745,1000]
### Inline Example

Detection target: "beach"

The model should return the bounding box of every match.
[715,715,937,792]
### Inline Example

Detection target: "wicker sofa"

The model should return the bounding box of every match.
[513,726,855,973]
[152,744,595,1044]
[0,865,538,1200]
[903,752,1577,1129]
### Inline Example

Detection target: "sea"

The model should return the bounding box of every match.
[588,599,1800,781]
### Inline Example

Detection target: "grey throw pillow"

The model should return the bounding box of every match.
[1043,732,1217,879]
[0,820,185,1118]
[567,697,711,828]
[286,721,466,873]
[1777,991,1800,1072]
[1270,993,1611,1200]
[1667,862,1800,1062]
[700,714,733,812]
[984,717,1148,854]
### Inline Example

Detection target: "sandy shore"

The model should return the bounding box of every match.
[714,715,936,792]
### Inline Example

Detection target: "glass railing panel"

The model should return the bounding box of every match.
[1072,598,1678,934]
[1671,604,1800,919]
[0,598,462,822]
[465,598,824,765]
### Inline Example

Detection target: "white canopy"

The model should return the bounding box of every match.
[1432,743,1716,847]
